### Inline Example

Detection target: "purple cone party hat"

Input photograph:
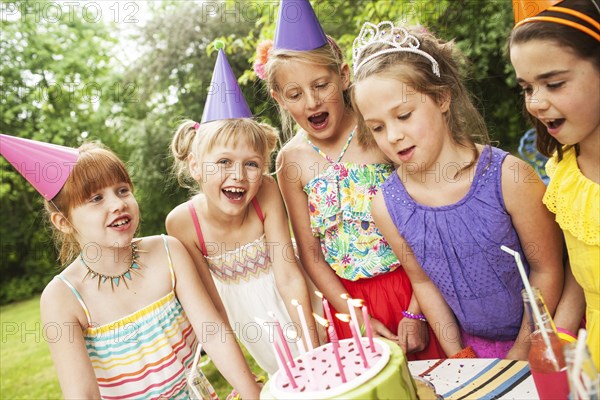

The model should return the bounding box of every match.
[0,134,79,201]
[274,0,328,51]
[201,42,253,124]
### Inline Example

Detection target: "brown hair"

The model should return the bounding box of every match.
[351,25,490,169]
[510,0,600,159]
[171,118,279,189]
[45,143,133,265]
[264,37,352,142]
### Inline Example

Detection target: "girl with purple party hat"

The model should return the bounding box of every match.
[0,135,260,399]
[255,0,445,360]
[351,21,565,359]
[166,42,319,376]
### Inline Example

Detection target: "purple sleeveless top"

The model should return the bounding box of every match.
[381,146,528,340]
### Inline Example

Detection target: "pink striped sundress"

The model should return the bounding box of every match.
[56,235,204,399]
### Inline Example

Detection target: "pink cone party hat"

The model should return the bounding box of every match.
[201,42,252,124]
[274,0,328,51]
[0,134,79,201]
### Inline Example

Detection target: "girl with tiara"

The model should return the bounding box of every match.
[351,22,565,359]
[166,45,319,376]
[510,0,599,367]
[255,0,445,360]
[0,136,260,399]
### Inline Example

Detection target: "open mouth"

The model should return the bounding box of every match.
[546,119,565,130]
[109,217,130,228]
[308,112,329,129]
[399,146,415,156]
[222,187,245,200]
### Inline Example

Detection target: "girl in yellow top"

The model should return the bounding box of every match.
[509,0,599,368]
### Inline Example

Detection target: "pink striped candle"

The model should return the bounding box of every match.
[361,305,375,353]
[336,313,369,368]
[313,313,346,383]
[274,341,297,389]
[314,291,339,345]
[268,311,295,367]
[291,299,314,351]
[341,294,361,334]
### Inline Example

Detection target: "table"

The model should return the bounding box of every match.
[408,359,539,399]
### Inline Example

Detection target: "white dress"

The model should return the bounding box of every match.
[205,233,299,375]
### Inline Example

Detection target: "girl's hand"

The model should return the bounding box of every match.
[397,318,429,354]
[370,317,398,341]
[505,341,529,361]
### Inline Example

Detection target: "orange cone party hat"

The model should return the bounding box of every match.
[513,0,561,24]
[0,134,79,201]
[512,0,600,41]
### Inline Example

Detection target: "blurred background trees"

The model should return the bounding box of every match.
[1,0,527,304]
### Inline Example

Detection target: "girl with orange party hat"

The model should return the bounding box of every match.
[510,0,600,368]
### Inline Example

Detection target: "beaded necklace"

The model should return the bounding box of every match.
[81,239,145,290]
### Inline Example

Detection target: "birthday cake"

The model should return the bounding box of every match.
[260,338,417,399]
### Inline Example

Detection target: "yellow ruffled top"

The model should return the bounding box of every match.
[544,147,599,246]
[544,147,600,368]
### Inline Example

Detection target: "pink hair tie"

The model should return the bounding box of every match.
[193,122,200,130]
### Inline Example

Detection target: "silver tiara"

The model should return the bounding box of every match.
[352,21,440,77]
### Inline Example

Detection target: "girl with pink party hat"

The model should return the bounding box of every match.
[351,21,565,359]
[510,0,599,367]
[0,135,260,399]
[256,0,445,360]
[166,44,319,376]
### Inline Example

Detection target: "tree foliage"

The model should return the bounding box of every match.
[2,0,528,304]
[1,0,126,303]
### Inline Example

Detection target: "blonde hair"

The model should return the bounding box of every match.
[171,119,279,189]
[44,143,133,265]
[264,38,352,142]
[351,26,490,167]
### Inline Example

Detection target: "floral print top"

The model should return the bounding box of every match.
[302,131,401,280]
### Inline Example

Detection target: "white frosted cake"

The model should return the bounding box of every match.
[260,338,418,399]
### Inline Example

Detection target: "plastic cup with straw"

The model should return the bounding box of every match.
[500,245,559,370]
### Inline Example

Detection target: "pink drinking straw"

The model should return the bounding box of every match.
[291,299,314,351]
[268,311,295,367]
[274,341,298,389]
[315,291,339,345]
[337,313,369,368]
[314,313,347,383]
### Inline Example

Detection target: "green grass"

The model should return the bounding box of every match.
[1,296,265,399]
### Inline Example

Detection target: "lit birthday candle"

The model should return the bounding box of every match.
[340,293,361,334]
[314,291,338,345]
[349,298,376,353]
[291,299,314,351]
[314,313,346,383]
[336,313,369,368]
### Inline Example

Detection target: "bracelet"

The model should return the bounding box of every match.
[556,327,577,343]
[402,310,427,322]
